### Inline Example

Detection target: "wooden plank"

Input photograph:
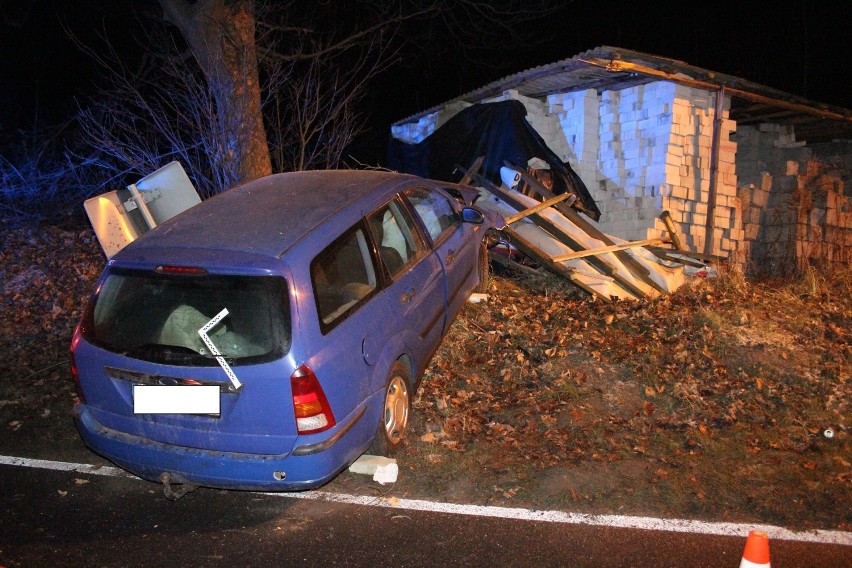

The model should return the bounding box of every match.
[462,171,648,300]
[500,227,608,301]
[646,246,727,263]
[488,249,541,277]
[648,250,707,268]
[456,156,484,187]
[551,238,670,262]
[506,163,668,294]
[504,193,573,225]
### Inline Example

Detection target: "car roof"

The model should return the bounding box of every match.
[118,170,424,259]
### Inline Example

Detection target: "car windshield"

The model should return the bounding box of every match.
[85,269,290,366]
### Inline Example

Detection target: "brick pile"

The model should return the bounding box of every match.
[737,125,851,275]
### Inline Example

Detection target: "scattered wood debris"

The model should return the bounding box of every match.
[455,157,697,301]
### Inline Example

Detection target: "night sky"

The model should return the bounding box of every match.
[1,0,849,164]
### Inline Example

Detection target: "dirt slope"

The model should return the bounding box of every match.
[1,217,848,530]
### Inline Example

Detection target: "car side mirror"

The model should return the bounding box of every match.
[461,207,484,225]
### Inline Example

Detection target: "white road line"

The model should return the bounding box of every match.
[0,455,132,478]
[2,454,850,546]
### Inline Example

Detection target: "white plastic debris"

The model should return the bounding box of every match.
[468,293,489,303]
[824,428,835,439]
[372,462,399,485]
[349,454,398,485]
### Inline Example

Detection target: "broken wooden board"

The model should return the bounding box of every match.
[460,168,656,299]
[481,192,666,300]
[506,163,666,289]
[504,193,574,225]
[466,175,687,301]
[551,238,671,262]
[456,156,485,187]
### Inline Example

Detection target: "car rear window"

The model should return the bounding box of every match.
[311,225,378,332]
[84,269,290,366]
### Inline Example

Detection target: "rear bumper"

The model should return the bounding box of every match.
[74,402,375,491]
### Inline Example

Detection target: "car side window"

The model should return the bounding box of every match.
[403,186,460,245]
[311,224,378,330]
[367,198,427,279]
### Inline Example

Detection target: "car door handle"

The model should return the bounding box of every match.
[401,288,416,303]
[446,249,456,264]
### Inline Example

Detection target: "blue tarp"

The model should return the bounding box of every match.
[388,100,600,220]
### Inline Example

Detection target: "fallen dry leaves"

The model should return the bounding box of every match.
[1,214,849,530]
[410,264,850,529]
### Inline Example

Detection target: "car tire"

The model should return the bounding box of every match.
[370,361,411,456]
[475,240,490,293]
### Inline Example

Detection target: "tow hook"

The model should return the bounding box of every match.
[159,472,198,501]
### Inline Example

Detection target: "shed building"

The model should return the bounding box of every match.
[390,46,852,276]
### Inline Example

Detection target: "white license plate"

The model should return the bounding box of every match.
[133,385,221,415]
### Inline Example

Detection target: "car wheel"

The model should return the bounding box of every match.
[371,361,410,456]
[475,240,490,293]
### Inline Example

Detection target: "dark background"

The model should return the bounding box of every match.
[1,0,849,165]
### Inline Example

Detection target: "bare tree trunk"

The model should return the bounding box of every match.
[159,0,271,183]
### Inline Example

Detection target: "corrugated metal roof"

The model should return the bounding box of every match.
[394,46,852,142]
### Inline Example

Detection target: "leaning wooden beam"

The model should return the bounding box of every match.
[551,238,671,262]
[501,226,607,301]
[456,156,484,187]
[465,170,648,300]
[504,193,574,225]
[659,210,686,252]
[506,163,668,295]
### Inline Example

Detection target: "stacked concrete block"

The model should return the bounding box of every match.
[547,89,600,188]
[586,80,742,245]
[648,84,740,257]
[735,126,851,276]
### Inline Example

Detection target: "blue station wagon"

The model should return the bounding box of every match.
[71,170,493,492]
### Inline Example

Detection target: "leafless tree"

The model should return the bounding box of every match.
[77,0,564,196]
[75,24,259,197]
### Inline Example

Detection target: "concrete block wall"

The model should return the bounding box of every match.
[592,83,680,242]
[659,85,740,257]
[547,89,600,185]
[548,81,739,250]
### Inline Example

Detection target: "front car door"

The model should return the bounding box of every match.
[403,186,480,323]
[366,195,447,378]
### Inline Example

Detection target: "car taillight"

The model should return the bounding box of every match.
[290,365,335,434]
[69,327,85,403]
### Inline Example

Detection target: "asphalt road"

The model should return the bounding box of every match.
[0,397,849,567]
[1,460,850,568]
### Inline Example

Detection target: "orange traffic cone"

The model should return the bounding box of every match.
[739,530,771,568]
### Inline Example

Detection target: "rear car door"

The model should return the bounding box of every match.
[309,222,390,407]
